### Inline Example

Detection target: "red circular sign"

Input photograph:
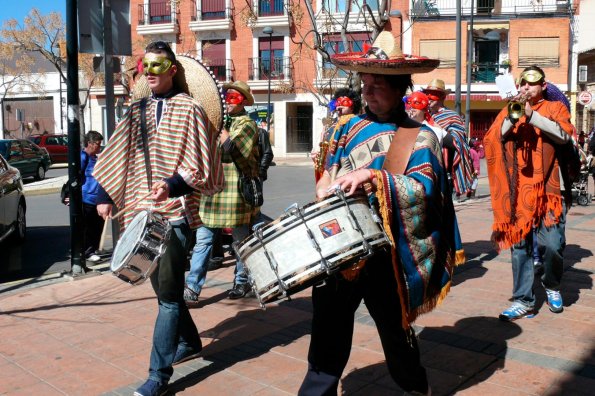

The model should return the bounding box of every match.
[578,91,593,106]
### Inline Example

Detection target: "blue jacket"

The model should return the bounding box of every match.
[81,150,100,205]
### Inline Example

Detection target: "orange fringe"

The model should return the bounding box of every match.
[455,249,466,266]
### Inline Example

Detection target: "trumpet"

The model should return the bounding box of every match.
[507,94,528,120]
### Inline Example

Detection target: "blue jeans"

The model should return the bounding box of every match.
[148,219,201,384]
[186,224,250,295]
[510,208,566,308]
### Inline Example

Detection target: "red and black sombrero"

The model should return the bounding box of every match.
[331,31,440,75]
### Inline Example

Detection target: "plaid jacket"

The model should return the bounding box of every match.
[199,111,260,227]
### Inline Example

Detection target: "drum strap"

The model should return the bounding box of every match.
[382,127,420,175]
[140,98,153,186]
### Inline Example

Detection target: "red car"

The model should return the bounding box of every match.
[29,134,69,163]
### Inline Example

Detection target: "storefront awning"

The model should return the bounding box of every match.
[473,23,509,30]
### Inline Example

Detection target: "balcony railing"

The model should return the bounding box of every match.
[248,56,291,80]
[191,0,229,20]
[259,0,285,17]
[138,3,172,25]
[202,58,234,81]
[471,63,511,83]
[410,0,571,18]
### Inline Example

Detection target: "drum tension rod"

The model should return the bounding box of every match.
[334,188,374,259]
[285,203,333,275]
[252,222,290,298]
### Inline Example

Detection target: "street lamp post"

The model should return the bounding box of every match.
[263,26,273,136]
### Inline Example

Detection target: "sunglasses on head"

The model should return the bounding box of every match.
[335,96,353,108]
[225,91,245,104]
[142,56,173,75]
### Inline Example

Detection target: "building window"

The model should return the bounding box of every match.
[202,40,226,81]
[419,39,456,68]
[259,0,284,17]
[322,33,369,77]
[149,0,172,23]
[518,37,559,67]
[323,0,378,13]
[259,36,285,79]
[201,0,226,20]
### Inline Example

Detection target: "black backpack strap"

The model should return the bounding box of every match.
[139,98,152,187]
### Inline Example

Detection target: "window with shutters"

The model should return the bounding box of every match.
[419,39,456,68]
[518,37,559,67]
[202,40,227,81]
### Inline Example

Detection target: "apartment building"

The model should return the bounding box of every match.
[88,0,580,151]
[406,0,578,140]
[111,0,404,157]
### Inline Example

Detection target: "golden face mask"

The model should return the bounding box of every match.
[517,69,544,86]
[142,55,173,75]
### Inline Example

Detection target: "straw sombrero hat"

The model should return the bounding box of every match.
[331,31,440,75]
[132,55,224,131]
[422,78,452,95]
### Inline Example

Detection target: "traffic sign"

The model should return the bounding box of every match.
[578,91,593,106]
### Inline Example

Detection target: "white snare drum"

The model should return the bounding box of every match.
[234,190,390,306]
[110,210,171,285]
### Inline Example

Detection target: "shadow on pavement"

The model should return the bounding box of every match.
[169,297,312,394]
[449,239,498,286]
[341,316,522,396]
[551,342,595,395]
[1,225,71,283]
[0,296,154,315]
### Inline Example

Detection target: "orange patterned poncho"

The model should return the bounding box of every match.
[484,100,573,251]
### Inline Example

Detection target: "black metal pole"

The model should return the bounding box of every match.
[266,31,273,136]
[66,0,85,273]
[465,0,474,139]
[455,0,462,114]
[103,0,120,244]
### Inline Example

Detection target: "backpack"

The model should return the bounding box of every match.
[556,141,581,207]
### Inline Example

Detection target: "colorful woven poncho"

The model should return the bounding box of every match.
[432,108,474,195]
[327,112,459,329]
[484,100,573,250]
[94,93,223,230]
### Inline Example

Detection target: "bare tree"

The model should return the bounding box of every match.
[1,8,104,134]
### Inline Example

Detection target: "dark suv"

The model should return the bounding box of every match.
[0,139,51,180]
[29,134,68,163]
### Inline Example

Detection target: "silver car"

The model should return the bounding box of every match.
[0,154,26,243]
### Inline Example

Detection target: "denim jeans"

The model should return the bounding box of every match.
[510,207,566,307]
[186,224,250,295]
[148,219,201,384]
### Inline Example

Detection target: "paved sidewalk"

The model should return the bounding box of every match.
[1,195,594,395]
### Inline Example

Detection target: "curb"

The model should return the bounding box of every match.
[23,186,63,197]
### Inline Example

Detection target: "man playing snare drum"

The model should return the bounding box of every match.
[298,32,460,396]
[94,42,223,396]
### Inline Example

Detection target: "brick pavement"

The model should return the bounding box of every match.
[0,194,594,395]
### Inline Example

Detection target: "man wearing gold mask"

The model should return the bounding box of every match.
[484,65,574,321]
[94,41,223,396]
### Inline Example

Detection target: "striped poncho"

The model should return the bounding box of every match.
[432,107,474,195]
[327,112,459,328]
[93,93,223,229]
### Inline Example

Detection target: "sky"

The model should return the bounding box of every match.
[0,1,65,25]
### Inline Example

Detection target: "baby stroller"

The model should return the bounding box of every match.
[571,155,592,206]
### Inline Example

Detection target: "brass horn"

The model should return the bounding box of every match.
[507,101,524,120]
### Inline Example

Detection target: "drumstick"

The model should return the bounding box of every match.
[98,217,110,253]
[110,191,153,220]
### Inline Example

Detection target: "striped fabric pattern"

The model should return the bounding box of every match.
[432,108,474,195]
[93,93,223,230]
[199,112,260,227]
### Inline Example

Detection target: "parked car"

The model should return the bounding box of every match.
[29,134,69,163]
[0,139,51,180]
[0,154,26,243]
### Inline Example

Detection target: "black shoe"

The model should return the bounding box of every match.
[207,257,223,271]
[228,283,253,299]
